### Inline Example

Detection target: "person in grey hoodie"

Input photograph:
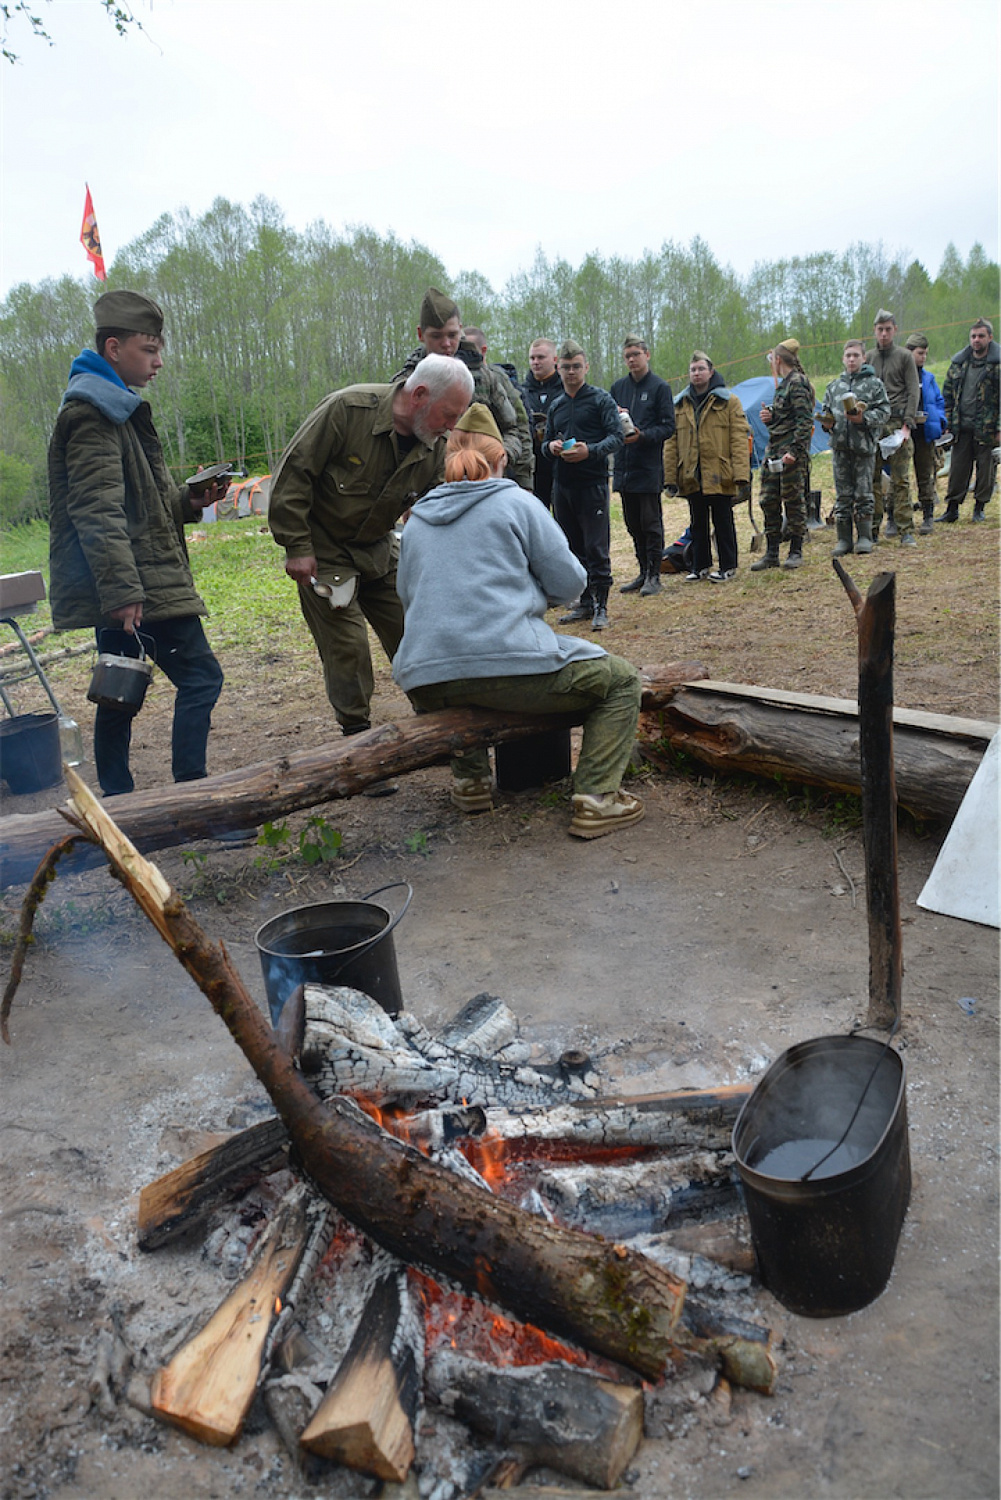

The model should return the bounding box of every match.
[393,404,644,840]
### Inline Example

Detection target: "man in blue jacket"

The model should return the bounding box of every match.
[905,333,946,534]
[610,337,675,596]
[543,341,624,631]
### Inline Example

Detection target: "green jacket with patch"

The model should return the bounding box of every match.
[268,383,445,581]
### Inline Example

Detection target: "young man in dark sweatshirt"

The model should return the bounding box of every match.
[543,341,624,631]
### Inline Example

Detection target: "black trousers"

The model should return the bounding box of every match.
[687,493,738,573]
[621,489,665,573]
[944,430,997,509]
[553,480,613,595]
[93,616,223,797]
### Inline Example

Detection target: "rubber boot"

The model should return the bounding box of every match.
[919,503,934,535]
[884,512,898,538]
[750,539,781,571]
[591,587,610,632]
[639,567,662,596]
[937,502,960,523]
[832,516,854,557]
[972,503,986,522]
[854,516,873,553]
[782,535,804,570]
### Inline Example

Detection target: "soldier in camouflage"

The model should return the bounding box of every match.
[820,340,890,556]
[751,339,816,572]
[865,310,920,545]
[393,289,533,489]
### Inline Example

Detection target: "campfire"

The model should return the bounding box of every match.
[131,983,774,1491]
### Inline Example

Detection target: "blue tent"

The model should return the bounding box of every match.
[729,375,830,470]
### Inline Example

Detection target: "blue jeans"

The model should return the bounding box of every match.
[93,616,224,796]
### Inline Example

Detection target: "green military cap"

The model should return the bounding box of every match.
[873,308,896,325]
[419,287,459,329]
[453,402,503,442]
[905,332,929,350]
[94,289,164,335]
[623,333,648,349]
[558,339,585,360]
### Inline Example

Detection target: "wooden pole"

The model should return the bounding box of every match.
[833,562,902,1029]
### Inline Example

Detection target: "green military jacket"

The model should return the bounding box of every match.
[942,341,1000,444]
[821,366,890,455]
[48,398,206,630]
[268,383,445,581]
[765,371,816,460]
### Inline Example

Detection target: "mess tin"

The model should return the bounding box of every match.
[87,631,155,716]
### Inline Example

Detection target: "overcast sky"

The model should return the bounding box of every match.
[1,0,998,301]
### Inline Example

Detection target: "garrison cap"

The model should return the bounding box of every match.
[623,333,648,349]
[453,402,503,441]
[874,308,896,325]
[774,338,800,359]
[905,332,929,350]
[558,339,585,360]
[419,287,459,330]
[94,290,164,335]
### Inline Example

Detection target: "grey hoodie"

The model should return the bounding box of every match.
[393,475,605,692]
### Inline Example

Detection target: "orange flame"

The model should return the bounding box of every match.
[274,1297,282,1316]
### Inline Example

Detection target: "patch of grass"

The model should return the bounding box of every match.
[405,830,431,857]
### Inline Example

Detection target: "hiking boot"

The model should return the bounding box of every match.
[782,536,804,569]
[619,572,645,594]
[919,504,934,535]
[855,517,874,554]
[708,568,737,582]
[569,789,645,840]
[591,604,610,631]
[639,571,662,596]
[900,532,917,547]
[558,599,593,624]
[450,775,493,814]
[750,542,780,571]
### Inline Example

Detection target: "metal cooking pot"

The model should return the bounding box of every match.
[87,631,155,717]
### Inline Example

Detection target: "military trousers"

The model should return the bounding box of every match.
[944,430,998,510]
[872,423,914,534]
[832,449,876,521]
[408,653,642,797]
[911,437,939,508]
[758,450,807,539]
[297,567,404,732]
[553,481,613,595]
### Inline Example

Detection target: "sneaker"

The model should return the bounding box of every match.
[450,775,493,814]
[708,569,737,583]
[682,570,708,583]
[569,789,645,840]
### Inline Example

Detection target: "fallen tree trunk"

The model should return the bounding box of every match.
[29,771,686,1381]
[640,680,996,821]
[0,663,705,887]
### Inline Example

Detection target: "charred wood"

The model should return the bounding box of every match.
[425,1351,643,1491]
[137,1117,289,1250]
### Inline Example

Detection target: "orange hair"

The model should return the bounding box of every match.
[444,429,506,482]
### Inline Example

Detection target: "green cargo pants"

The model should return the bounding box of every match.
[297,568,403,732]
[408,653,642,796]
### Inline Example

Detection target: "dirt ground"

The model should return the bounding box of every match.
[1,492,998,1499]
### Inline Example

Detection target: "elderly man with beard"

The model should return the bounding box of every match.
[268,354,473,737]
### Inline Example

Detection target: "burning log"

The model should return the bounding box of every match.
[0,662,705,887]
[302,985,601,1109]
[21,771,686,1381]
[641,679,996,821]
[299,1267,424,1482]
[151,1182,312,1445]
[424,1351,643,1491]
[137,1116,289,1250]
[533,1152,740,1239]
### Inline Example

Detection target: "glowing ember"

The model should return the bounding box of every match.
[413,1272,614,1374]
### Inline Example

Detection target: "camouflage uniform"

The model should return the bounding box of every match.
[393,347,534,489]
[821,366,890,522]
[758,371,815,540]
[865,342,920,536]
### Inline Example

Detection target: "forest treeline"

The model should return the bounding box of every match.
[1,194,997,522]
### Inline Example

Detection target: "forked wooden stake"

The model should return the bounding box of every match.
[833,562,902,1030]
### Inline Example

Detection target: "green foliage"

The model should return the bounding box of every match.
[405,830,430,857]
[299,815,342,866]
[0,449,37,524]
[254,815,342,870]
[1,210,996,506]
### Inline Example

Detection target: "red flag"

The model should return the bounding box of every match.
[80,185,106,281]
